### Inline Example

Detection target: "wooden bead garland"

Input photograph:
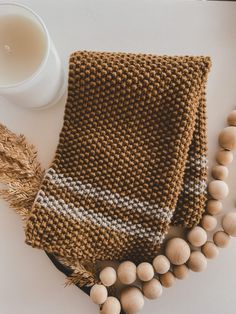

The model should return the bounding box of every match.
[173,265,189,280]
[100,267,117,287]
[120,287,144,314]
[216,150,233,165]
[219,126,236,150]
[101,297,121,314]
[142,278,163,300]
[222,212,236,236]
[207,200,223,215]
[93,109,236,314]
[201,214,217,231]
[165,238,191,265]
[187,226,207,247]
[90,284,108,305]
[208,180,229,200]
[227,110,236,126]
[152,255,170,274]
[160,272,175,288]
[187,251,207,272]
[201,241,219,259]
[137,262,154,282]
[213,231,231,248]
[117,261,136,285]
[211,165,229,180]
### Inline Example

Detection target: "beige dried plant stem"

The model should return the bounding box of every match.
[56,256,97,287]
[0,123,43,221]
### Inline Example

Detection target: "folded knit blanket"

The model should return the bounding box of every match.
[0,51,211,287]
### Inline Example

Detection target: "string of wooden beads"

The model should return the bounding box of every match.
[90,284,108,305]
[152,255,170,274]
[222,212,236,236]
[173,264,189,280]
[117,261,137,285]
[207,200,222,215]
[187,226,207,247]
[216,149,233,165]
[100,267,117,287]
[142,278,163,300]
[89,109,236,314]
[187,251,207,272]
[201,242,219,259]
[159,271,175,288]
[165,238,191,265]
[213,230,231,248]
[136,262,155,282]
[201,215,217,231]
[120,287,144,314]
[101,297,121,314]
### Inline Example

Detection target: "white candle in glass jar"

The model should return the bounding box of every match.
[0,3,66,109]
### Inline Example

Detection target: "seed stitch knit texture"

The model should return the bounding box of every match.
[25,51,211,265]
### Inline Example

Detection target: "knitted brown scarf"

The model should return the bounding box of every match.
[0,51,211,287]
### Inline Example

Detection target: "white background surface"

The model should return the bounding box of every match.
[1,1,236,313]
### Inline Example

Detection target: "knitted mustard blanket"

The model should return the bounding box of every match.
[0,51,211,286]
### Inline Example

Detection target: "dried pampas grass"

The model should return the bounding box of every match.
[0,123,43,221]
[57,256,97,287]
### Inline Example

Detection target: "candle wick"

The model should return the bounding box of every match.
[3,44,12,54]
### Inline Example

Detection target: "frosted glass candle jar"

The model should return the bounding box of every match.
[0,2,65,109]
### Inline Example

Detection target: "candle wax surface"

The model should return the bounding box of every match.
[0,14,47,86]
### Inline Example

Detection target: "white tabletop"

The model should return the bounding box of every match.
[1,1,236,314]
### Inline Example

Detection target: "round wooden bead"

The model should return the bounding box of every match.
[142,278,163,300]
[99,267,117,287]
[213,231,231,248]
[187,251,207,272]
[219,126,236,150]
[90,284,108,305]
[211,165,229,180]
[117,261,136,285]
[216,150,233,166]
[222,212,236,236]
[152,255,170,274]
[160,272,175,288]
[227,110,236,126]
[201,241,219,259]
[207,200,223,215]
[173,264,189,280]
[187,226,207,247]
[120,287,144,314]
[101,297,121,314]
[201,214,217,231]
[208,180,229,200]
[137,262,154,282]
[165,238,191,265]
